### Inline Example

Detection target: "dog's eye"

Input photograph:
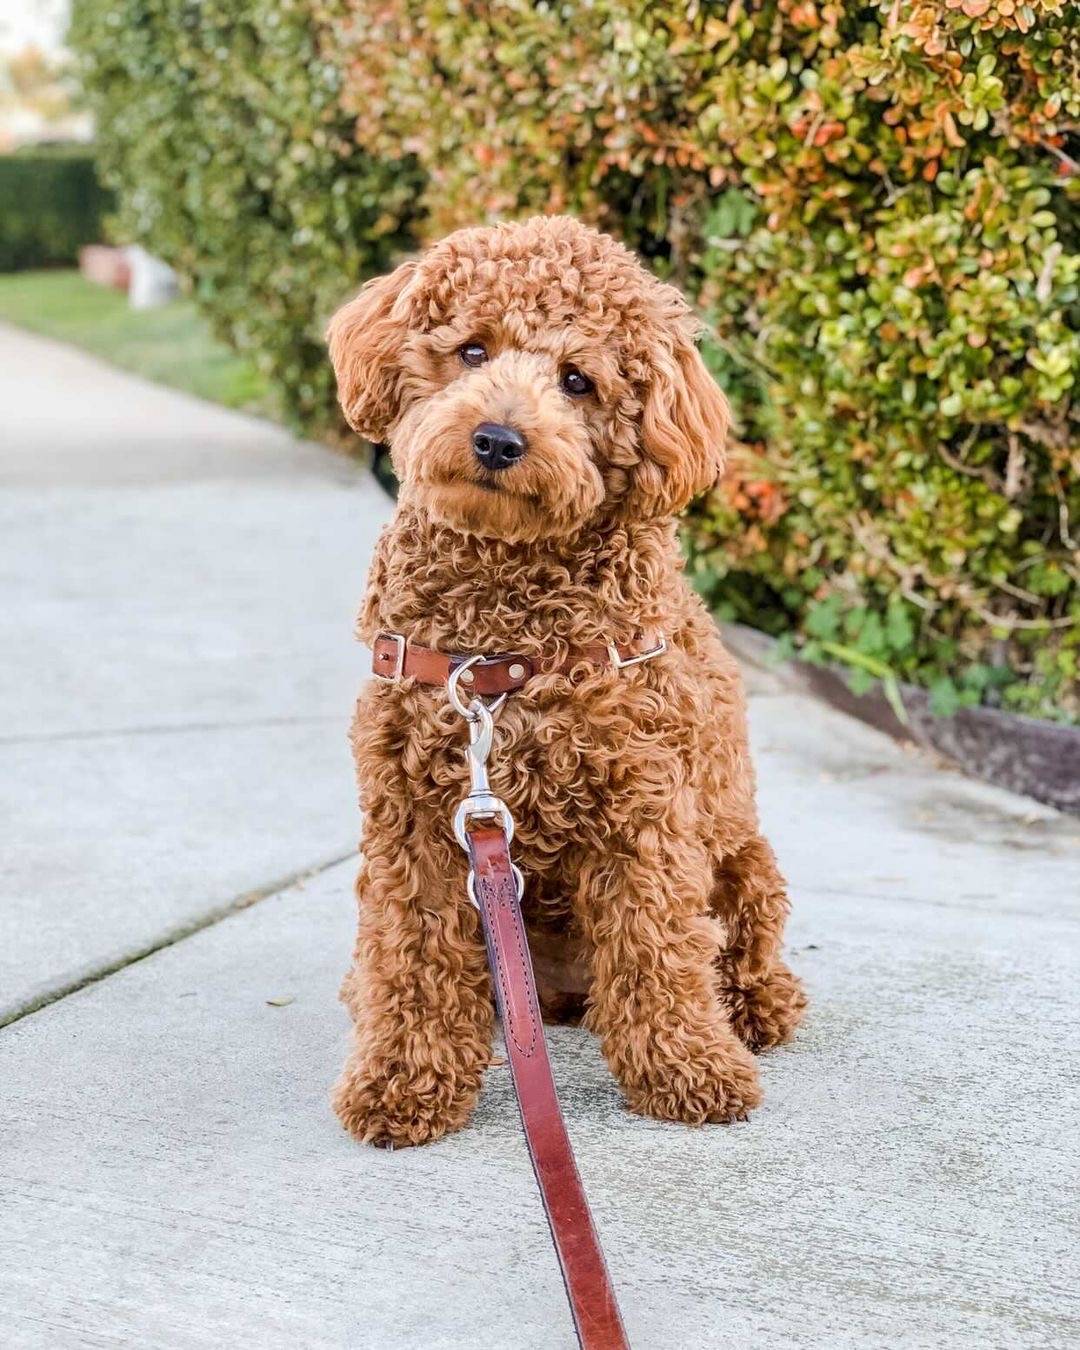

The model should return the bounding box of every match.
[459,341,488,368]
[560,367,594,398]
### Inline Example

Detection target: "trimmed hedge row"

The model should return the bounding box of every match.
[74,1,1079,720]
[70,0,419,431]
[0,146,111,271]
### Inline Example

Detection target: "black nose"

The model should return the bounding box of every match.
[472,421,527,471]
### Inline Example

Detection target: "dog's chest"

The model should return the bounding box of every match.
[355,662,694,867]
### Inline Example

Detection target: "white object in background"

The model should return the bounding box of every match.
[125,246,179,309]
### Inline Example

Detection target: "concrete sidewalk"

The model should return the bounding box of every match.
[0,323,388,1021]
[1,323,1078,1349]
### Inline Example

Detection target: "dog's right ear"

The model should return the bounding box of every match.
[326,259,419,441]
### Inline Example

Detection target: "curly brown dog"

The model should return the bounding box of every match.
[327,215,805,1148]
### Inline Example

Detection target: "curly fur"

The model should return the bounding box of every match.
[328,216,805,1148]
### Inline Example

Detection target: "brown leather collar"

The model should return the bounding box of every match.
[372,630,667,696]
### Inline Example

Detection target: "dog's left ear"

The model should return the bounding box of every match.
[635,315,730,516]
[326,258,419,442]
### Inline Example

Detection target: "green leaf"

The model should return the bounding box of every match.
[805,596,843,641]
[928,679,962,718]
[884,599,915,652]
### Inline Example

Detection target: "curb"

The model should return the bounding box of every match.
[721,622,1080,816]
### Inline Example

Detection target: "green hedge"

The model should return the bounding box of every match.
[0,146,111,271]
[74,0,1079,720]
[70,0,420,433]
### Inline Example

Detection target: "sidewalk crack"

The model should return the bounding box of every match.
[0,713,342,747]
[0,850,356,1030]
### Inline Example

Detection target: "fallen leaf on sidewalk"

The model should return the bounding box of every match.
[265,996,295,1007]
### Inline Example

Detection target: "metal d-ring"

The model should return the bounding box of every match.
[606,634,668,669]
[447,654,508,720]
[466,862,525,908]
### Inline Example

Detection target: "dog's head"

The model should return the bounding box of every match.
[328,216,729,541]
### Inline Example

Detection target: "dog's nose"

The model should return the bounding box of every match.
[472,422,527,471]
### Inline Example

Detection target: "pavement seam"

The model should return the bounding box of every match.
[0,849,356,1031]
[0,713,343,747]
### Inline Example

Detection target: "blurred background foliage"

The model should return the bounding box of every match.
[72,0,1078,721]
[69,0,420,432]
[0,145,110,269]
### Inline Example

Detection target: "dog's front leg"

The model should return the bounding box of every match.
[711,833,807,1052]
[576,838,762,1125]
[333,838,494,1148]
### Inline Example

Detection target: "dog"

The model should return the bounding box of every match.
[327,215,805,1148]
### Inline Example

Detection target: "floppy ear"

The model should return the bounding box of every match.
[635,325,730,516]
[326,259,418,441]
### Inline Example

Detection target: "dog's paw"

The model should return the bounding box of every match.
[621,1040,762,1126]
[331,1062,480,1149]
[725,962,807,1052]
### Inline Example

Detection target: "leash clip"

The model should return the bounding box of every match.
[449,658,522,902]
[452,699,515,850]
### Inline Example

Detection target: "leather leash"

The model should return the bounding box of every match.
[449,659,631,1350]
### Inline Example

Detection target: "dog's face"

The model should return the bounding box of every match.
[328,217,729,542]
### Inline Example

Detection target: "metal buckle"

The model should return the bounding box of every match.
[607,634,667,670]
[373,631,406,681]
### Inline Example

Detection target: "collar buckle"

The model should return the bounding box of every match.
[606,635,667,669]
[373,631,406,681]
